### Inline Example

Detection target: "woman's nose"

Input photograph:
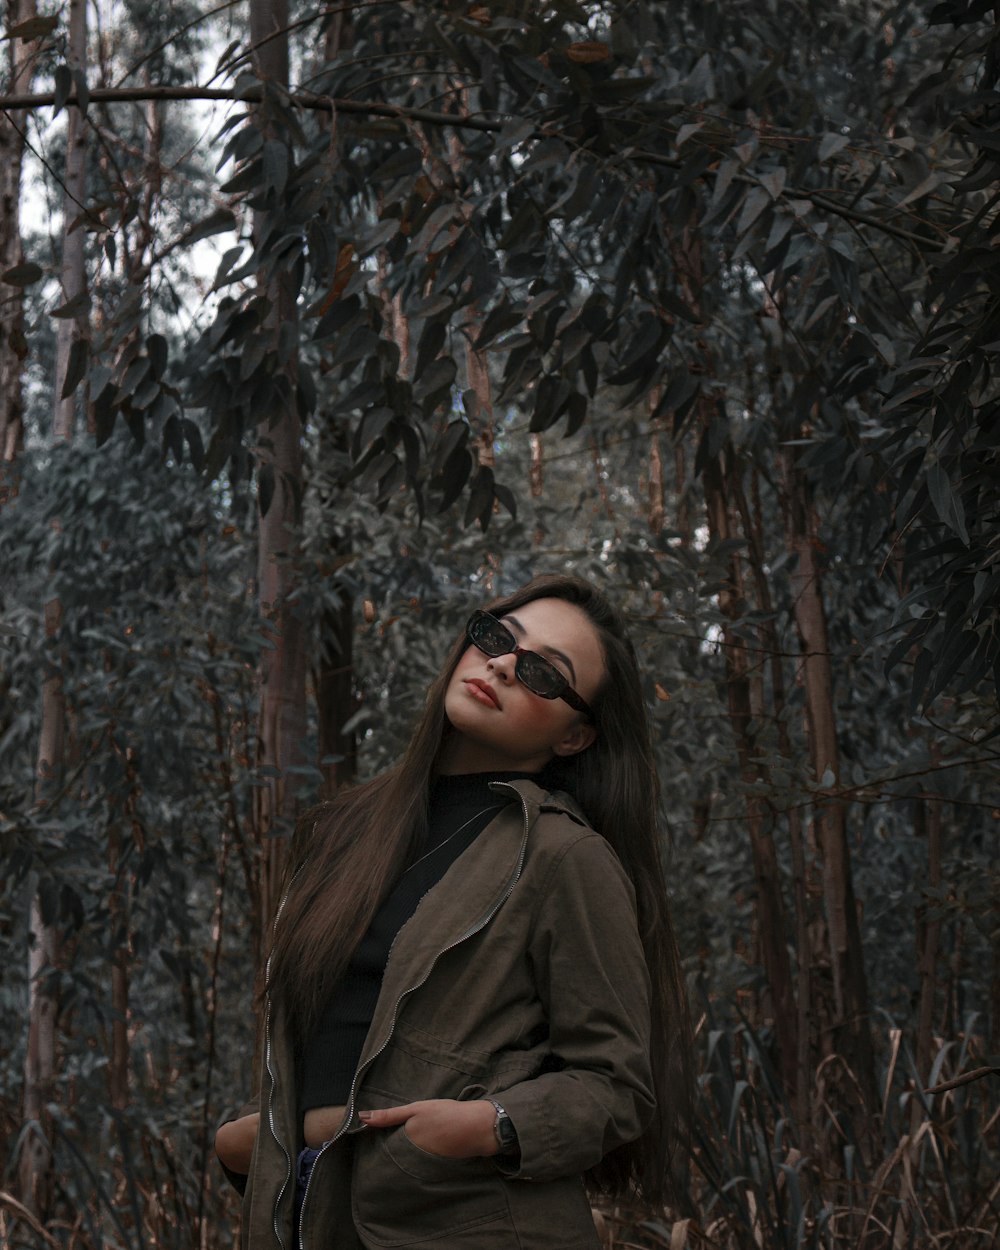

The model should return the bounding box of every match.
[487,652,517,683]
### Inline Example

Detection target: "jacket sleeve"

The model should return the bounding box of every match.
[494,832,656,1182]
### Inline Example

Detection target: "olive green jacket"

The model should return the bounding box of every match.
[237,779,655,1250]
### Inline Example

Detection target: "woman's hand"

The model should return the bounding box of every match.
[215,1112,260,1174]
[358,1099,497,1159]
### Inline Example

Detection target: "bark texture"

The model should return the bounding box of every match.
[0,0,37,471]
[21,0,88,1214]
[250,0,306,945]
[53,0,89,443]
[702,441,798,1094]
[781,447,875,1103]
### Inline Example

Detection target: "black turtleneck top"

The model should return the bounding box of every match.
[298,772,538,1111]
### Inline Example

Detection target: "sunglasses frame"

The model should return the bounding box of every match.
[465,611,594,720]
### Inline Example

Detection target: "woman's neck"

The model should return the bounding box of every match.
[435,735,553,777]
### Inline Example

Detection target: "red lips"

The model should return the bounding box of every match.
[464,678,501,709]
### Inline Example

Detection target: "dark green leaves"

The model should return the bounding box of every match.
[5,14,59,40]
[61,338,89,399]
[2,262,43,286]
[926,462,969,545]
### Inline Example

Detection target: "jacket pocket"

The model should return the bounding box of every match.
[352,1126,511,1247]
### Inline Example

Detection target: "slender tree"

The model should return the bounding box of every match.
[781,443,875,1103]
[0,0,38,470]
[20,0,89,1215]
[249,0,306,945]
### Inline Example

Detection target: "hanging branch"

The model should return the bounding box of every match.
[0,85,955,250]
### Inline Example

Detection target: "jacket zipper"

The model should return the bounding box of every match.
[265,1006,292,1250]
[262,870,303,1250]
[295,783,531,1250]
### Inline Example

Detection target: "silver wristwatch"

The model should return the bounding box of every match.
[488,1098,519,1156]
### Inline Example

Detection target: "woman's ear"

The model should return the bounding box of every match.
[552,720,597,758]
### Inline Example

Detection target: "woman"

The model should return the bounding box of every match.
[216,574,690,1250]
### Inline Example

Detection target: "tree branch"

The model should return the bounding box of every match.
[0,85,948,249]
[0,84,506,133]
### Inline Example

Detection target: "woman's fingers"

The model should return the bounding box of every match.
[358,1099,496,1158]
[357,1102,419,1126]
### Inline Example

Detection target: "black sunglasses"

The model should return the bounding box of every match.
[465,611,594,720]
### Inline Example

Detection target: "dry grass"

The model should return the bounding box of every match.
[596,1019,1000,1250]
[2,1019,997,1249]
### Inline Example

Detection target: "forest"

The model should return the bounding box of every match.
[1,0,999,1246]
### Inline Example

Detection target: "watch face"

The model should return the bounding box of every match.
[496,1112,517,1149]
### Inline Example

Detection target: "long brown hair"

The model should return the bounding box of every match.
[268,574,691,1202]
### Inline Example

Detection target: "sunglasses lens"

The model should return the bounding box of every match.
[469,613,513,656]
[516,652,564,699]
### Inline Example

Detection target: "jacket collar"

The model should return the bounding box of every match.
[356,778,585,1073]
[489,776,588,825]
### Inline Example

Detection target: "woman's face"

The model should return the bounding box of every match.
[439,596,606,776]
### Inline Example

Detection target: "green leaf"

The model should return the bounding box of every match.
[494,482,517,520]
[6,14,59,40]
[72,65,90,115]
[710,158,739,211]
[263,140,289,194]
[187,208,237,246]
[434,420,470,472]
[464,465,495,529]
[2,262,43,286]
[896,172,941,210]
[212,246,245,290]
[92,382,116,446]
[257,461,275,518]
[53,64,72,116]
[736,187,770,236]
[412,203,459,254]
[182,419,204,470]
[414,320,446,382]
[416,356,457,407]
[927,462,969,544]
[147,333,168,379]
[370,146,423,184]
[818,132,850,161]
[219,158,263,196]
[676,121,704,148]
[564,391,587,436]
[495,118,535,152]
[436,446,473,511]
[474,300,524,351]
[61,337,90,399]
[51,292,91,319]
[759,168,786,200]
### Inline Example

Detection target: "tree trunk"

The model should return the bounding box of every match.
[781,446,875,1104]
[701,436,798,1094]
[19,892,57,1217]
[250,0,305,949]
[670,213,798,1090]
[311,7,359,805]
[731,462,815,1135]
[20,0,88,1218]
[53,0,89,442]
[108,822,130,1112]
[648,389,664,535]
[912,776,942,1144]
[316,592,357,799]
[0,0,37,474]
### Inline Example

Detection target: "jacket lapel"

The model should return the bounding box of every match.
[357,781,531,1069]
